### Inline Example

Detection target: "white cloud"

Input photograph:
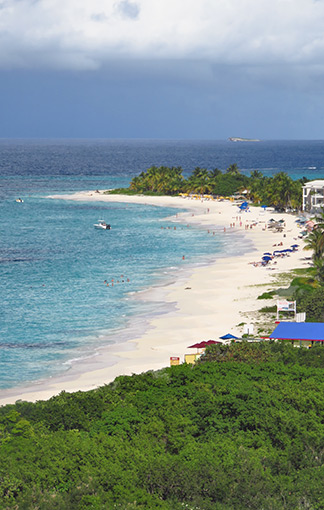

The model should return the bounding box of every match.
[0,0,324,70]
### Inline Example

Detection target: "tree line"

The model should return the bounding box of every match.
[122,165,305,210]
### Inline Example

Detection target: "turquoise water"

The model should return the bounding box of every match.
[1,192,245,389]
[1,138,324,390]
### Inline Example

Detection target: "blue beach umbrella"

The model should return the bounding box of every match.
[262,255,272,261]
[263,252,272,256]
[239,201,249,210]
[220,333,239,340]
[291,244,299,248]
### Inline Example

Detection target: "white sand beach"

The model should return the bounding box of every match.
[0,192,309,405]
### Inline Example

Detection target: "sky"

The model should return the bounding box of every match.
[1,0,324,139]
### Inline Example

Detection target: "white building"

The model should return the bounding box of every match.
[302,180,324,212]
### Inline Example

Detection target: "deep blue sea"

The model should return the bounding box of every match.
[1,139,324,391]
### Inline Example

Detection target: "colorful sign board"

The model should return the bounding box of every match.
[277,300,296,320]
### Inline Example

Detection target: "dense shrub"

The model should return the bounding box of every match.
[2,342,324,509]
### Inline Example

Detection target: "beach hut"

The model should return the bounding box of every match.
[269,322,324,348]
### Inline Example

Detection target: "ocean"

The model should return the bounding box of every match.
[1,139,324,391]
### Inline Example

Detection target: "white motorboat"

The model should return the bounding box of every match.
[94,220,111,230]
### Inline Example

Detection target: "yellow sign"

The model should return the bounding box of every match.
[170,357,180,366]
[184,354,199,365]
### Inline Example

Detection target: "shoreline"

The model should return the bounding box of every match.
[0,192,308,405]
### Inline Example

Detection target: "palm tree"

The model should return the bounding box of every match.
[186,167,210,195]
[265,172,302,210]
[304,228,324,262]
[210,168,222,179]
[226,163,240,176]
[312,210,324,230]
[313,258,324,284]
[250,170,263,179]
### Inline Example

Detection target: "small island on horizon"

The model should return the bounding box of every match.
[229,137,261,142]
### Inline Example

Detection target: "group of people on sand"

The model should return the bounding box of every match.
[249,244,299,269]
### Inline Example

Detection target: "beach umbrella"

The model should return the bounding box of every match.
[219,333,239,340]
[261,205,267,209]
[205,340,221,345]
[262,255,272,261]
[291,244,299,248]
[187,341,207,349]
[263,252,272,256]
[187,341,208,353]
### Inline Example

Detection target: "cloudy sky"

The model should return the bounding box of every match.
[1,0,324,138]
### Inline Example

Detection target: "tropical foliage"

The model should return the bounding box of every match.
[130,166,185,195]
[297,286,324,322]
[118,165,304,210]
[3,342,324,509]
[303,211,324,284]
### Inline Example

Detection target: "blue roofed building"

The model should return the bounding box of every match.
[269,322,324,347]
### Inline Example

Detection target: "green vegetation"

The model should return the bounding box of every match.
[259,304,277,313]
[297,287,324,322]
[200,337,324,365]
[303,211,324,285]
[254,265,324,325]
[257,291,276,299]
[3,342,324,509]
[288,213,324,318]
[106,165,305,210]
[105,187,140,195]
[105,188,166,196]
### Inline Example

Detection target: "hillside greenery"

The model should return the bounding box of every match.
[2,342,324,509]
[104,165,305,210]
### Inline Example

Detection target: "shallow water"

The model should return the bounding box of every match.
[1,192,247,388]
